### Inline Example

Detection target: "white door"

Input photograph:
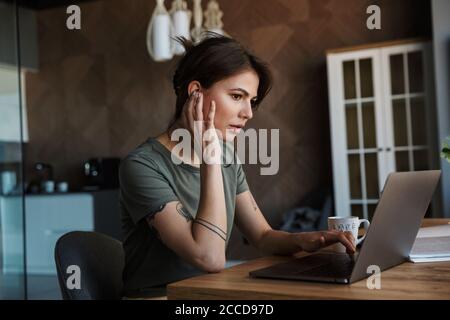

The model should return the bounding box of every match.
[380,43,434,216]
[328,42,434,220]
[381,43,433,174]
[328,49,385,219]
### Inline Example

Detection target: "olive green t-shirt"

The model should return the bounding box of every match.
[119,137,249,297]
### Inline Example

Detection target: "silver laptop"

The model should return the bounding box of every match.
[249,170,441,284]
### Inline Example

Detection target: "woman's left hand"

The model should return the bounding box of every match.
[293,231,356,254]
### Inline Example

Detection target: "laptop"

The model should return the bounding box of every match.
[249,170,441,284]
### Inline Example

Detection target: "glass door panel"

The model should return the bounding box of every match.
[390,54,405,95]
[344,57,379,220]
[410,97,427,146]
[345,104,358,149]
[407,51,424,93]
[413,150,429,171]
[359,58,374,98]
[348,154,362,199]
[351,205,364,219]
[364,153,379,199]
[343,61,356,99]
[368,204,377,221]
[392,99,408,146]
[362,102,377,148]
[395,151,410,171]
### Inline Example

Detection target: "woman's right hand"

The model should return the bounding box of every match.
[181,91,222,164]
[293,231,356,254]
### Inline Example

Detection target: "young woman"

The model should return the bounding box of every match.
[119,34,355,298]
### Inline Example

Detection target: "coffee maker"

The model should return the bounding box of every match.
[83,157,120,190]
[26,162,53,194]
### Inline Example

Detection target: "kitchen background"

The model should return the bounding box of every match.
[0,0,449,299]
[25,0,433,224]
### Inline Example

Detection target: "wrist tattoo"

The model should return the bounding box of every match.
[195,217,227,238]
[193,220,226,241]
[176,202,193,222]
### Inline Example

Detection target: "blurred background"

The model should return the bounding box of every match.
[0,0,448,299]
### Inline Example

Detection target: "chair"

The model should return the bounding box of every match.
[54,231,124,300]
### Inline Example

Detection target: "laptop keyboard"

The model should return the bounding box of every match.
[295,253,355,278]
[249,253,356,282]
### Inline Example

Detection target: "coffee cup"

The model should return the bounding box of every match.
[328,216,370,252]
[57,181,68,193]
[42,180,55,193]
[1,171,17,195]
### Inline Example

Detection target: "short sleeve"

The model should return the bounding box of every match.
[236,163,249,195]
[119,156,178,225]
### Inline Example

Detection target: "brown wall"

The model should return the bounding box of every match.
[24,0,431,241]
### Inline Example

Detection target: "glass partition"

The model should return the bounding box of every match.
[0,0,27,299]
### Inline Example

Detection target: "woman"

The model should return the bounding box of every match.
[119,34,355,298]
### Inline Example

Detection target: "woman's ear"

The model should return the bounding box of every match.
[187,81,202,96]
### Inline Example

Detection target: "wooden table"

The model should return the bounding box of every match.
[167,219,450,300]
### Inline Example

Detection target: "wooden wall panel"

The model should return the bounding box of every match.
[24,0,431,258]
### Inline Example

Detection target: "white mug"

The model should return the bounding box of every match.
[42,180,55,193]
[57,181,68,193]
[328,216,370,252]
[1,171,17,195]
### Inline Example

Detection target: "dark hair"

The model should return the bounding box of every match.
[170,33,272,127]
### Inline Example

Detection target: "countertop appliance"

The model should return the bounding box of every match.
[83,157,120,190]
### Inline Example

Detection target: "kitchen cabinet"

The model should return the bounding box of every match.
[25,194,94,275]
[0,4,39,70]
[326,39,440,220]
[1,194,94,275]
[1,190,121,276]
[0,194,24,274]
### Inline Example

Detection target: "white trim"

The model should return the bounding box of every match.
[347,148,380,154]
[403,52,414,170]
[380,47,397,177]
[391,93,425,100]
[327,54,351,217]
[355,59,369,219]
[350,199,379,205]
[393,145,428,151]
[372,51,386,194]
[344,97,375,104]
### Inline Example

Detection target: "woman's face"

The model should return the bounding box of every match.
[193,69,259,142]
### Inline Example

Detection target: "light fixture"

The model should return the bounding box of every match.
[170,0,192,55]
[146,0,227,62]
[146,0,173,62]
[204,0,226,37]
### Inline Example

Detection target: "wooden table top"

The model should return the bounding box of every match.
[167,219,450,300]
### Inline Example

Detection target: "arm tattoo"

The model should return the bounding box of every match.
[176,202,194,222]
[195,217,227,238]
[193,220,226,241]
